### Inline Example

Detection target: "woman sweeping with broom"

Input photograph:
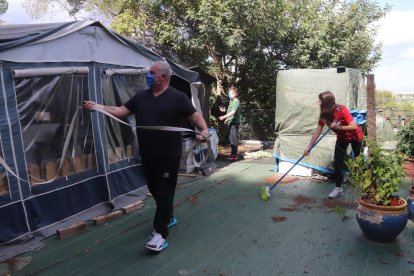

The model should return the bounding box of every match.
[304,91,364,199]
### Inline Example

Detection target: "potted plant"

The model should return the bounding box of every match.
[397,118,414,216]
[346,138,407,242]
[396,118,414,161]
[396,118,414,179]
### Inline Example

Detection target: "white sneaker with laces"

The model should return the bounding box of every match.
[145,232,168,252]
[328,187,343,199]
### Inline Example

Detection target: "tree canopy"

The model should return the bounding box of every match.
[0,0,8,15]
[24,0,390,109]
[377,90,414,111]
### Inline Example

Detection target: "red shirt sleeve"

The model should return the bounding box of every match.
[333,105,363,141]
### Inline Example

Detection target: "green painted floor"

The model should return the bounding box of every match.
[12,156,414,275]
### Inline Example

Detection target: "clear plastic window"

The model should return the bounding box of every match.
[15,74,96,185]
[102,74,146,164]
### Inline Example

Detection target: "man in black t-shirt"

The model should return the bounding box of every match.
[83,61,209,252]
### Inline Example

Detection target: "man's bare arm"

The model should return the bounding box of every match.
[82,100,132,118]
[187,112,209,136]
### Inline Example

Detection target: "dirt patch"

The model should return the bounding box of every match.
[279,207,298,212]
[175,177,232,208]
[292,195,316,206]
[174,192,200,207]
[187,194,198,205]
[264,174,299,185]
[322,198,357,209]
[271,216,287,222]
[3,256,32,272]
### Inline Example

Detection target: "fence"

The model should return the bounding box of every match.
[378,109,414,128]
[215,109,275,143]
[214,108,413,143]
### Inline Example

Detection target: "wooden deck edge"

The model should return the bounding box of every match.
[57,221,88,240]
[121,200,144,214]
[93,210,123,225]
[178,173,198,178]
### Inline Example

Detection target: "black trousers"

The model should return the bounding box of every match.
[228,124,239,155]
[142,156,181,238]
[334,140,363,187]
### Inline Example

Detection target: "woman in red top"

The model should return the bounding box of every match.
[304,91,364,199]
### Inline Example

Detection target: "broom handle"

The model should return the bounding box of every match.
[269,126,333,191]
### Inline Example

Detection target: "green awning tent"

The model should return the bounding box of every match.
[273,68,367,173]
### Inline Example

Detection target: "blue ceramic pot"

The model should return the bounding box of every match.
[356,198,408,242]
[408,186,414,219]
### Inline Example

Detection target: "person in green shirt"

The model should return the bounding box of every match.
[219,87,241,160]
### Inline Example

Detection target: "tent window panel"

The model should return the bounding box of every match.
[0,147,9,197]
[102,74,146,164]
[15,74,96,186]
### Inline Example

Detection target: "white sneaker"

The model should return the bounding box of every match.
[328,187,343,199]
[145,232,168,252]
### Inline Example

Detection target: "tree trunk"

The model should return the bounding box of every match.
[209,48,225,96]
[366,74,376,139]
[215,77,224,96]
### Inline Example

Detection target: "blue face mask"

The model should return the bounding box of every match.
[146,73,155,88]
[228,94,233,100]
